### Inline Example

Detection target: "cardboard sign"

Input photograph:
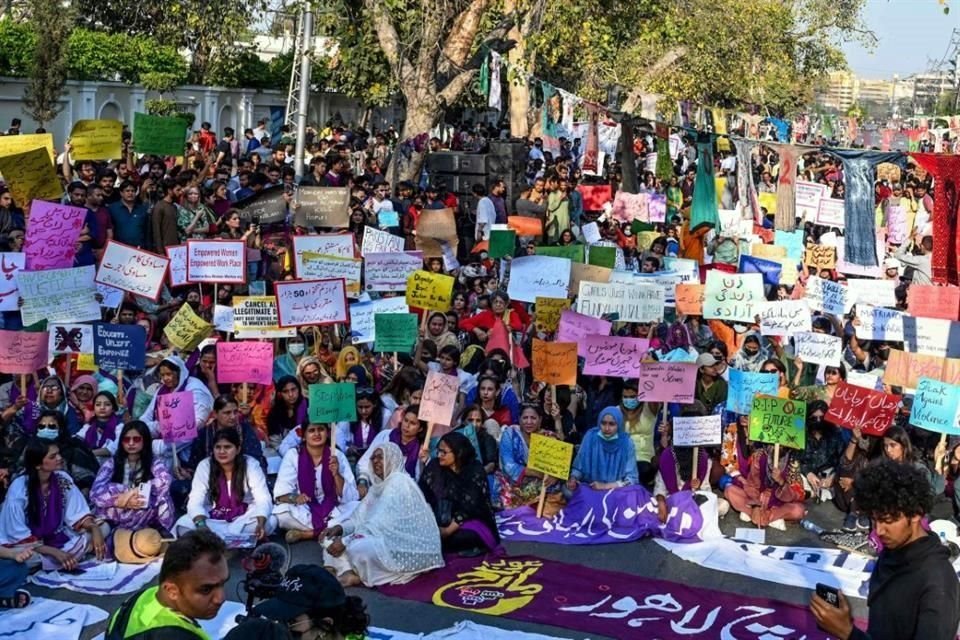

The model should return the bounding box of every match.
[235,186,288,224]
[69,119,122,160]
[49,323,94,355]
[750,244,787,262]
[347,296,408,345]
[901,317,960,358]
[301,252,362,296]
[507,216,543,236]
[0,329,49,374]
[293,187,350,227]
[569,262,611,295]
[275,279,348,327]
[793,332,841,367]
[581,336,650,378]
[418,370,461,426]
[908,285,960,321]
[531,339,578,386]
[186,240,246,284]
[17,266,101,326]
[775,230,805,264]
[527,433,574,479]
[0,253,24,311]
[759,300,811,337]
[855,304,904,342]
[97,241,169,301]
[534,297,571,333]
[702,271,765,323]
[308,383,357,423]
[847,279,896,309]
[815,197,845,229]
[489,229,517,259]
[0,132,54,162]
[556,309,612,355]
[672,415,723,447]
[158,391,197,444]
[374,313,419,353]
[24,201,86,271]
[825,382,900,436]
[213,305,233,333]
[795,181,829,223]
[133,112,187,156]
[675,284,705,316]
[364,252,423,292]
[507,256,571,303]
[749,395,806,450]
[883,349,947,390]
[405,270,454,311]
[361,227,405,256]
[0,146,63,205]
[93,323,146,371]
[727,368,780,415]
[416,208,457,241]
[537,245,585,263]
[578,280,664,323]
[636,362,698,404]
[910,377,960,435]
[163,303,214,352]
[293,234,354,276]
[804,246,837,271]
[232,296,296,339]
[166,246,188,287]
[216,341,273,386]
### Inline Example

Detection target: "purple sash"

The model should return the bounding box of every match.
[297,446,337,531]
[351,421,378,450]
[31,475,68,547]
[460,520,499,551]
[389,428,419,477]
[84,416,119,449]
[210,471,249,522]
[658,448,709,494]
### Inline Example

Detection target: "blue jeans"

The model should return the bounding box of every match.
[0,559,28,598]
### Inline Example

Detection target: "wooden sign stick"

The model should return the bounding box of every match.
[773,443,781,470]
[19,374,27,399]
[117,369,125,407]
[536,475,550,518]
[691,446,699,484]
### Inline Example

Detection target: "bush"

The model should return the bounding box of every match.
[0,19,37,76]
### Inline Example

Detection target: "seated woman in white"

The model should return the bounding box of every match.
[274,422,359,544]
[321,442,443,587]
[175,428,275,543]
[0,438,108,570]
[354,404,429,498]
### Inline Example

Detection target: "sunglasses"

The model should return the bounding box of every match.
[761,368,779,373]
[123,435,143,444]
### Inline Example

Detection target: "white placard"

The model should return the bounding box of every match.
[702,271,765,323]
[846,370,881,390]
[96,282,124,308]
[166,245,188,287]
[803,276,851,315]
[275,278,348,327]
[292,234,354,277]
[348,296,409,344]
[854,304,904,342]
[18,265,101,326]
[815,197,845,229]
[364,252,423,292]
[213,305,234,333]
[96,241,169,300]
[759,300,812,337]
[0,252,24,311]
[507,255,571,303]
[632,272,681,305]
[300,252,362,295]
[672,414,723,447]
[581,222,601,244]
[360,227,405,256]
[48,323,94,354]
[662,257,699,284]
[901,316,960,358]
[186,240,246,284]
[847,278,896,309]
[577,280,664,323]
[794,331,842,366]
[795,181,828,223]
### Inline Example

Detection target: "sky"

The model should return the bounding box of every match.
[841,0,957,79]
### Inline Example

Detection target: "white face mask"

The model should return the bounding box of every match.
[37,427,59,440]
[288,343,306,357]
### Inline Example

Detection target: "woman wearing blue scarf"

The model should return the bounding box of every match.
[566,406,638,494]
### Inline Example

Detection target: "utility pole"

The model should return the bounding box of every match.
[286,2,314,181]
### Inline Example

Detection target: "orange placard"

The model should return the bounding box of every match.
[531,339,578,386]
[675,284,705,316]
[908,285,960,321]
[508,216,543,236]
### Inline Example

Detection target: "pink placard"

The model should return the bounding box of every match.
[24,201,86,271]
[0,329,49,374]
[556,309,612,357]
[636,362,698,404]
[216,341,274,386]
[158,391,197,444]
[581,336,650,377]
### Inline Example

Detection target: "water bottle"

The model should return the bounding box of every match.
[801,518,824,535]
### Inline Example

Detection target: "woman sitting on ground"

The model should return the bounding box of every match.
[355,404,429,496]
[497,405,559,509]
[75,391,125,463]
[723,434,807,531]
[566,406,638,495]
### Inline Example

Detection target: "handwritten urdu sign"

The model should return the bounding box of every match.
[825,382,900,437]
[672,415,723,447]
[96,241,169,301]
[24,201,86,271]
[275,279,349,327]
[581,336,650,377]
[158,391,197,444]
[216,341,273,386]
[527,433,574,480]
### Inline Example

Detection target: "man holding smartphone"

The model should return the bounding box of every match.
[810,459,960,639]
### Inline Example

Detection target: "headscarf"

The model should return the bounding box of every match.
[70,375,98,423]
[296,356,333,392]
[335,346,362,380]
[346,365,369,386]
[573,406,635,484]
[296,440,338,531]
[23,376,69,434]
[425,312,459,351]
[730,332,770,372]
[389,427,420,478]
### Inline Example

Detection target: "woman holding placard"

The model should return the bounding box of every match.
[723,436,806,531]
[566,407,638,495]
[497,405,559,509]
[139,355,215,459]
[274,422,358,544]
[334,387,386,464]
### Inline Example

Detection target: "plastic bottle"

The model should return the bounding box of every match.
[800,518,824,535]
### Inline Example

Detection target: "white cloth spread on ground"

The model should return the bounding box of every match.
[0,596,108,640]
[29,558,161,594]
[366,620,588,639]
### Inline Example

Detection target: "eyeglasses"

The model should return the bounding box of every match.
[123,435,143,444]
[761,368,779,373]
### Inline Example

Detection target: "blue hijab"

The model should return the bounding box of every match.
[572,406,637,485]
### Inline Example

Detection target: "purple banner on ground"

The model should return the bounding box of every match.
[497,485,703,544]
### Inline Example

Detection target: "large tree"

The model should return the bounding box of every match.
[23,0,72,127]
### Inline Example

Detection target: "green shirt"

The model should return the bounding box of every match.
[107,586,209,640]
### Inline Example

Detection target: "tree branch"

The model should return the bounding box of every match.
[621,46,687,114]
[438,67,478,106]
[437,0,493,76]
[363,0,415,88]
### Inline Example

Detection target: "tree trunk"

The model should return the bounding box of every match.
[504,0,530,138]
[620,120,638,194]
[388,96,441,185]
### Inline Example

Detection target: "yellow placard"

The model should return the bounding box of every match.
[0,133,54,163]
[527,433,574,479]
[635,231,661,252]
[750,243,787,260]
[0,147,63,207]
[534,296,570,333]
[804,245,836,270]
[758,191,777,214]
[772,256,799,285]
[77,353,96,371]
[69,120,123,160]
[405,270,454,311]
[163,303,213,352]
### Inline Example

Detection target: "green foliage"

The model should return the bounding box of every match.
[205,47,288,89]
[23,0,73,126]
[0,19,36,76]
[316,10,394,106]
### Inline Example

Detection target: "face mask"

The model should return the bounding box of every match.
[622,398,640,410]
[288,343,306,357]
[599,431,619,442]
[37,427,58,440]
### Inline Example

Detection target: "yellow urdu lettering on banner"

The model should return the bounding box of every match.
[431,559,544,615]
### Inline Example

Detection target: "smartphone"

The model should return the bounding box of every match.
[816,583,840,607]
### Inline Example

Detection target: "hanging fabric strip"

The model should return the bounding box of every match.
[583,103,600,173]
[769,143,798,231]
[690,132,719,232]
[733,138,760,222]
[712,108,730,152]
[488,52,502,112]
[910,153,960,285]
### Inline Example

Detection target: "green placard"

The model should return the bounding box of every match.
[536,244,584,263]
[488,229,516,259]
[631,220,656,235]
[308,382,357,423]
[374,313,418,353]
[133,112,188,156]
[588,246,617,269]
[748,395,806,450]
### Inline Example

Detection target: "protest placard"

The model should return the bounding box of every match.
[581,221,602,244]
[0,253,24,312]
[164,303,213,352]
[749,395,806,450]
[739,255,782,287]
[0,132,54,162]
[0,330,48,374]
[361,227,405,256]
[275,279,348,327]
[96,283,123,309]
[234,186,288,224]
[293,187,350,227]
[93,323,146,371]
[417,370,461,427]
[702,271,764,323]
[97,241,169,300]
[49,324,93,355]
[802,276,848,315]
[581,336,650,378]
[675,284,705,316]
[364,252,423,292]
[165,246,188,287]
[578,280,664,322]
[759,300,811,337]
[531,339,578,386]
[630,272,681,305]
[489,229,517,259]
[186,240,246,284]
[24,201,86,271]
[232,296,296,339]
[69,120,122,160]
[158,392,197,444]
[507,256,571,303]
[216,342,273,386]
[537,245,585,263]
[883,349,945,389]
[77,353,96,371]
[527,433,574,479]
[301,252,362,296]
[846,370,881,390]
[636,362,698,404]
[0,146,63,205]
[374,313,419,353]
[662,257,700,284]
[795,181,829,223]
[910,377,960,435]
[416,208,457,241]
[347,296,408,345]
[749,244,787,261]
[507,216,543,236]
[405,270,454,311]
[556,309,612,356]
[815,197,845,229]
[847,279,896,309]
[587,246,617,269]
[855,304,905,342]
[727,368,780,415]
[213,305,233,333]
[775,230,805,263]
[534,297,571,333]
[908,285,960,320]
[825,382,900,436]
[18,265,100,326]
[901,317,960,358]
[569,262,611,295]
[804,245,837,270]
[292,234,354,276]
[308,383,357,422]
[133,112,187,156]
[793,331,841,366]
[673,415,723,447]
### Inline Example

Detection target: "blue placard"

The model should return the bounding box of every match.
[93,322,147,371]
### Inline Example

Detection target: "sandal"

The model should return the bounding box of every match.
[0,589,31,609]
